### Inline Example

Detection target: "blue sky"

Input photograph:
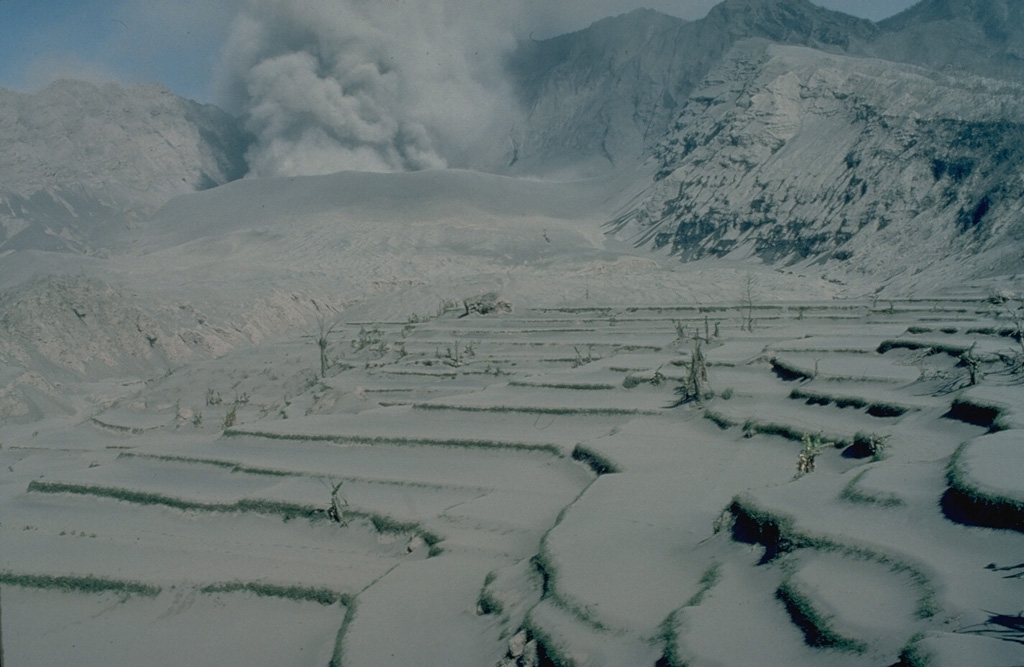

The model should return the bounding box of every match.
[0,0,240,101]
[0,0,919,105]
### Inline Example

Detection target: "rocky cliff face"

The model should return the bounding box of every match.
[504,9,693,176]
[499,0,1024,284]
[504,1,879,176]
[607,41,1024,284]
[505,0,1024,181]
[0,80,250,253]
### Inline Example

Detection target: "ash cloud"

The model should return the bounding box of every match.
[218,0,524,176]
[218,0,912,178]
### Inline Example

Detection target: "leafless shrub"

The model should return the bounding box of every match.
[674,340,712,405]
[797,433,832,476]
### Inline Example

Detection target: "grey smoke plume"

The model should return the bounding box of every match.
[219,0,912,177]
[219,0,523,176]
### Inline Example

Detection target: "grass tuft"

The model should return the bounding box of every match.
[224,427,563,456]
[789,388,909,418]
[0,571,160,598]
[476,572,505,616]
[846,432,890,461]
[705,409,735,430]
[339,510,444,553]
[895,632,932,667]
[942,443,1024,533]
[89,418,152,435]
[775,579,867,653]
[118,452,298,477]
[728,497,804,563]
[727,496,937,618]
[945,398,1007,432]
[686,563,723,608]
[571,445,620,475]
[523,611,576,667]
[200,581,350,606]
[27,480,323,522]
[877,340,969,356]
[412,402,659,417]
[529,544,608,633]
[839,470,904,507]
[724,417,852,448]
[771,358,815,382]
[509,381,616,391]
[657,563,723,667]
[329,598,360,667]
[656,610,687,667]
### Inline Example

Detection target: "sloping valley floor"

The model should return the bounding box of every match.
[2,294,1024,666]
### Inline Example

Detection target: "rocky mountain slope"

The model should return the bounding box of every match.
[504,0,879,175]
[608,40,1024,288]
[873,0,1024,84]
[0,80,250,254]
[4,1,1021,263]
[505,0,1024,177]
[500,0,1024,286]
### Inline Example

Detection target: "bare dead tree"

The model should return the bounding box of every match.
[327,480,347,525]
[959,343,983,386]
[1004,298,1024,367]
[315,314,335,378]
[303,308,343,378]
[741,273,758,332]
[989,292,1024,376]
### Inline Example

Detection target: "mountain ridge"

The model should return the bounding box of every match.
[2,0,1023,284]
[609,40,1024,289]
[871,0,1024,84]
[0,79,250,254]
[502,0,1024,176]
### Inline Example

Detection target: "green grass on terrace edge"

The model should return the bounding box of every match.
[26,480,444,547]
[727,495,938,619]
[0,571,161,597]
[223,427,563,455]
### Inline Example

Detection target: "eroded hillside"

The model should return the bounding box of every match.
[609,42,1024,286]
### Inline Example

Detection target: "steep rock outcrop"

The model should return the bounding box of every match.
[608,42,1024,282]
[505,2,877,176]
[504,0,1024,177]
[505,9,693,176]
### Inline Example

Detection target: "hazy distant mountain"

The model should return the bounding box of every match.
[504,9,693,176]
[0,80,250,254]
[699,0,877,47]
[873,0,1024,84]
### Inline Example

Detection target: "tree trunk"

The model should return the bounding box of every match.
[319,338,328,378]
[1,583,5,667]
